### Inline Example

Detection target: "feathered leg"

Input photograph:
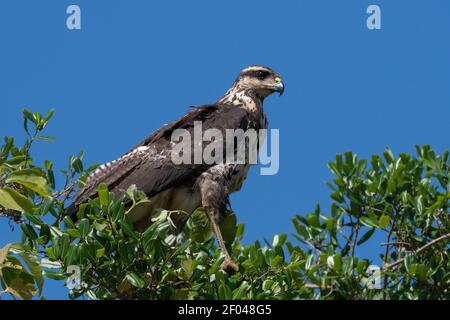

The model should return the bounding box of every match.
[199,173,239,274]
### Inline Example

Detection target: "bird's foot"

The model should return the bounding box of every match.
[221,258,239,275]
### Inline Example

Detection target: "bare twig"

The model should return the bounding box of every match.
[365,206,390,216]
[52,182,76,200]
[0,208,24,223]
[303,239,323,254]
[304,283,331,289]
[304,283,319,289]
[382,221,394,299]
[380,242,409,247]
[383,232,450,270]
[382,224,394,267]
[351,221,360,258]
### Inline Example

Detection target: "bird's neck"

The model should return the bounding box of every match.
[216,85,264,109]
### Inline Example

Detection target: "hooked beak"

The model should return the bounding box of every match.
[273,76,285,96]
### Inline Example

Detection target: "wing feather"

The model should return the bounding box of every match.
[73,104,253,207]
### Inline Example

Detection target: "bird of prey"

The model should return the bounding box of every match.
[66,65,284,273]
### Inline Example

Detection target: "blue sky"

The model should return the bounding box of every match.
[1,1,449,299]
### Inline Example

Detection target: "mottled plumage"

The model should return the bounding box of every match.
[66,65,284,273]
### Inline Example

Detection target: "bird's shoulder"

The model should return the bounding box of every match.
[73,104,252,204]
[131,103,252,149]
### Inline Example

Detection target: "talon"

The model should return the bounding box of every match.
[221,259,239,274]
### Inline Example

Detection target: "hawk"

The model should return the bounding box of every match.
[66,65,284,273]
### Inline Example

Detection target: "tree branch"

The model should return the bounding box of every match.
[383,232,450,270]
[380,241,409,247]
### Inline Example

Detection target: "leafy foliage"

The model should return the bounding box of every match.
[0,109,448,300]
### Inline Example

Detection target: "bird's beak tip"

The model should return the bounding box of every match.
[273,81,285,96]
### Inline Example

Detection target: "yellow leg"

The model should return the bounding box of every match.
[210,214,239,274]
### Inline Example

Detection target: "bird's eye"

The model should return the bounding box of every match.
[253,70,267,80]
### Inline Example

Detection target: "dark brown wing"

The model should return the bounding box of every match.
[71,104,253,208]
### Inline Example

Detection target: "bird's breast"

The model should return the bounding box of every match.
[128,183,202,232]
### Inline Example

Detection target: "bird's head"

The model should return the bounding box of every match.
[234,65,284,99]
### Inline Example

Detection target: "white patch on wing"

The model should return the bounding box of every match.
[135,146,149,152]
[86,146,152,183]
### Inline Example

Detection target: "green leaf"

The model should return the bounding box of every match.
[118,240,132,264]
[39,197,53,215]
[118,220,138,240]
[305,254,315,271]
[235,223,245,240]
[327,256,335,269]
[379,215,390,229]
[415,195,424,215]
[43,270,66,280]
[218,283,232,299]
[414,264,429,283]
[19,252,44,295]
[20,224,38,240]
[293,220,311,239]
[65,245,80,266]
[0,187,34,213]
[5,155,27,166]
[39,258,62,269]
[306,212,320,228]
[78,219,91,238]
[360,216,379,228]
[171,238,191,258]
[45,247,56,260]
[232,281,249,299]
[333,253,342,271]
[6,169,51,197]
[1,136,14,159]
[181,259,193,279]
[93,221,107,232]
[63,216,76,229]
[96,248,105,258]
[4,276,37,300]
[1,256,38,300]
[383,148,394,163]
[23,211,43,225]
[35,136,56,141]
[357,228,376,246]
[22,108,37,124]
[126,272,145,289]
[71,158,83,174]
[98,183,109,208]
[66,229,81,238]
[404,255,416,276]
[262,279,273,291]
[59,234,70,259]
[325,217,336,233]
[342,256,354,274]
[219,212,237,245]
[125,184,147,205]
[330,192,344,203]
[189,208,214,243]
[112,202,125,222]
[272,233,287,247]
[80,243,96,262]
[357,260,368,275]
[43,108,55,123]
